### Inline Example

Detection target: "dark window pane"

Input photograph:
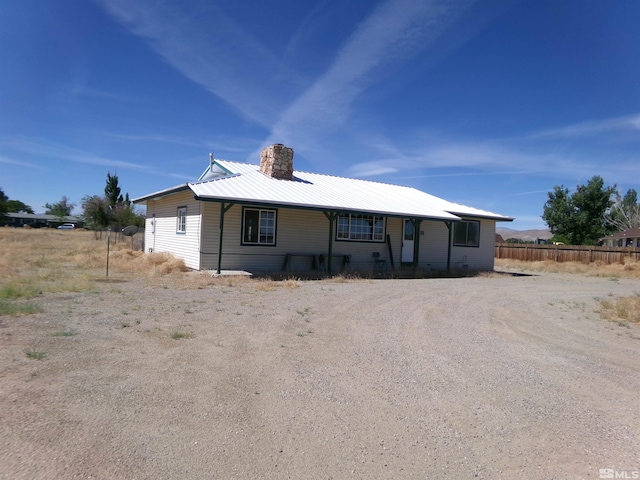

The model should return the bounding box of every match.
[244,209,259,243]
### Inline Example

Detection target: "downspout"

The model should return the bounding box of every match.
[323,211,337,275]
[412,219,422,268]
[217,202,233,275]
[446,221,452,272]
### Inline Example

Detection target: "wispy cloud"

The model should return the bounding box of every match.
[348,141,557,178]
[0,154,40,168]
[348,162,399,177]
[528,113,640,140]
[103,132,255,154]
[105,132,211,148]
[349,112,640,186]
[96,0,302,127]
[98,0,479,163]
[395,170,529,179]
[263,0,474,151]
[3,136,150,171]
[509,189,555,197]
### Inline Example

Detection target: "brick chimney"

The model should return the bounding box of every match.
[260,144,294,180]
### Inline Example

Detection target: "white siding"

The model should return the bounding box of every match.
[199,204,405,273]
[143,192,202,270]
[142,195,498,273]
[418,219,496,271]
[420,220,451,270]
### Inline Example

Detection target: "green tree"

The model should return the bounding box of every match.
[605,188,640,231]
[44,196,75,218]
[542,176,616,245]
[105,172,123,210]
[81,195,111,231]
[6,200,34,214]
[0,187,8,222]
[86,173,144,231]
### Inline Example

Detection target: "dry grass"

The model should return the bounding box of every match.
[0,228,305,302]
[0,228,190,298]
[495,257,640,279]
[599,295,640,324]
[4,227,639,313]
[494,256,640,325]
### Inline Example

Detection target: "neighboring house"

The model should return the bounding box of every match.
[1,213,84,229]
[133,144,513,274]
[600,228,640,247]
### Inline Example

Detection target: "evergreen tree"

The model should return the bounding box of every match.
[101,173,144,229]
[105,172,123,210]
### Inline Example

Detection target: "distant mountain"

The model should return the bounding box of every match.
[497,227,552,242]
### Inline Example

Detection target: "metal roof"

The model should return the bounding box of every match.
[600,227,640,240]
[135,159,513,222]
[132,183,191,204]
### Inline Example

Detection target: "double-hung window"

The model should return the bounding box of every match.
[453,220,480,247]
[242,208,276,245]
[336,214,385,242]
[176,206,187,234]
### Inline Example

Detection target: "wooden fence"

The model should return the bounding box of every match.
[495,243,640,264]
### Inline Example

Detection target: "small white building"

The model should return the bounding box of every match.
[133,144,513,274]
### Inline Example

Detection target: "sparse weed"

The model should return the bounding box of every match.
[25,348,47,360]
[0,282,41,300]
[171,330,195,340]
[52,328,78,337]
[0,300,42,316]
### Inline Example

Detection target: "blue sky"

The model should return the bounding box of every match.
[1,0,639,230]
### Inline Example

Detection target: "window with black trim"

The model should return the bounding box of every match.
[336,214,385,242]
[242,208,276,245]
[453,220,480,247]
[176,207,187,233]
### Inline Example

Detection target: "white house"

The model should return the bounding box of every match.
[133,144,513,274]
[600,228,640,247]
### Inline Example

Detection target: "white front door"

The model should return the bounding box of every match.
[401,219,414,263]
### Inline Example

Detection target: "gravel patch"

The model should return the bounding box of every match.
[1,272,639,479]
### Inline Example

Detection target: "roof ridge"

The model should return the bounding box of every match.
[214,159,422,190]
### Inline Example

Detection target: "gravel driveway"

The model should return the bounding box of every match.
[1,272,639,479]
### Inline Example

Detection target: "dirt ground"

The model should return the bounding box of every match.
[1,271,639,479]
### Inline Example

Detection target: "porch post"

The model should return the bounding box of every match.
[445,221,452,272]
[323,211,337,275]
[412,219,422,268]
[217,202,233,275]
